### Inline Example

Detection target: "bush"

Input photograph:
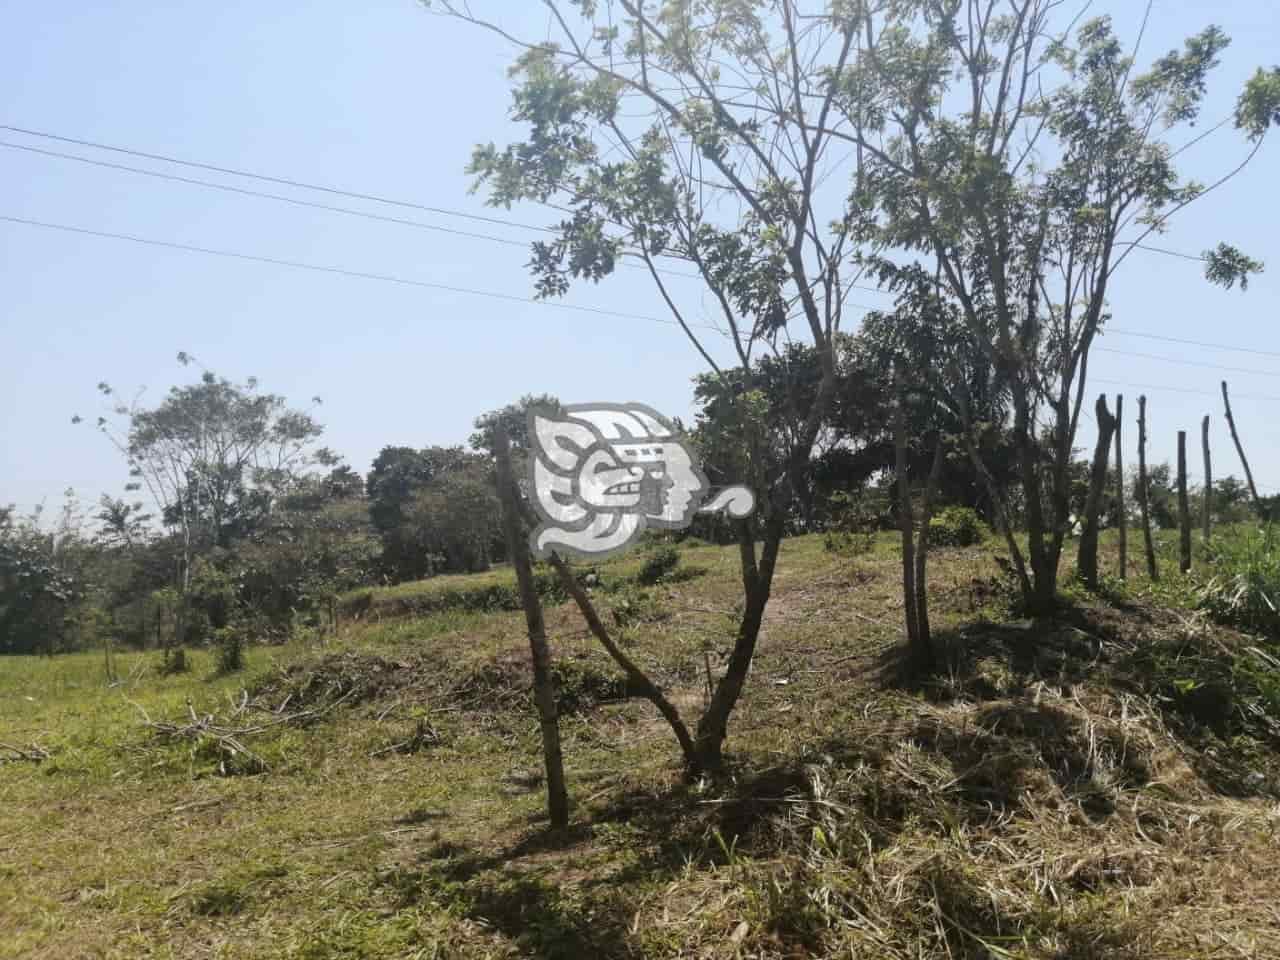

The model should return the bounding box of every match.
[213,625,247,674]
[637,546,680,585]
[1197,524,1279,638]
[928,506,988,547]
[823,491,887,557]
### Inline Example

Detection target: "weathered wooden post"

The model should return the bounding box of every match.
[1221,381,1265,521]
[1114,394,1126,581]
[1177,431,1192,574]
[494,422,569,829]
[1137,396,1158,580]
[1201,415,1212,543]
[1078,394,1117,589]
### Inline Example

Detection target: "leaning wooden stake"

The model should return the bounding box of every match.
[1137,396,1158,580]
[1201,415,1212,543]
[1221,381,1265,520]
[494,423,569,829]
[1177,431,1192,574]
[1114,394,1127,581]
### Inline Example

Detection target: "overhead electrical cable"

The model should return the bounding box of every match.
[1091,377,1280,404]
[0,213,728,334]
[1093,346,1280,379]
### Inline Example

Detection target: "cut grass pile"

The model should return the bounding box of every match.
[3,532,1279,958]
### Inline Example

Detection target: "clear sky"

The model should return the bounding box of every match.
[2,1,1277,520]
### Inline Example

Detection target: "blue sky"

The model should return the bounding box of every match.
[2,1,1277,519]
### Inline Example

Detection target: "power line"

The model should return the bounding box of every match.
[1106,328,1280,360]
[0,139,714,282]
[0,212,729,334]
[1091,377,1280,404]
[1094,346,1280,379]
[6,124,1276,364]
[3,122,898,295]
[1,139,539,249]
[0,122,555,235]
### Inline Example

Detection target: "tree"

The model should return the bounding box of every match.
[0,505,79,655]
[81,356,325,655]
[367,445,499,580]
[435,0,877,770]
[839,4,1277,612]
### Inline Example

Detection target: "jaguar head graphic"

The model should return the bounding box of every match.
[527,402,755,559]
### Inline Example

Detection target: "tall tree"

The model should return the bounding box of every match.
[81,356,324,652]
[841,3,1276,612]
[436,0,879,770]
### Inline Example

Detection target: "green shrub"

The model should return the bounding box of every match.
[928,506,988,547]
[823,491,885,557]
[1197,524,1279,638]
[213,625,247,674]
[637,546,680,585]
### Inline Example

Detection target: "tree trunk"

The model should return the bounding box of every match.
[692,508,785,771]
[1114,394,1126,581]
[495,424,569,828]
[894,387,922,664]
[1137,396,1158,581]
[542,550,696,765]
[1201,415,1212,543]
[1177,431,1192,574]
[913,436,945,667]
[1077,394,1117,590]
[1221,381,1266,520]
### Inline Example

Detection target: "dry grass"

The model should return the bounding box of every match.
[2,533,1278,958]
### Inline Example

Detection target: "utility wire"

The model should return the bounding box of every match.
[1091,377,1280,404]
[2,122,896,297]
[0,139,716,281]
[1105,328,1280,360]
[0,122,553,235]
[1,140,537,248]
[0,213,728,334]
[4,125,1276,364]
[1094,346,1280,379]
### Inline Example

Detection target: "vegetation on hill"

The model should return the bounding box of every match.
[3,532,1278,958]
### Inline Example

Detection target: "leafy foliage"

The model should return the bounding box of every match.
[928,506,990,548]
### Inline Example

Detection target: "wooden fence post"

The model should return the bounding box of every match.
[1137,396,1158,580]
[1177,431,1192,574]
[1201,415,1212,543]
[1222,381,1266,520]
[1114,394,1126,581]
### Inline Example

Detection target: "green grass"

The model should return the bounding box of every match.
[3,532,1279,958]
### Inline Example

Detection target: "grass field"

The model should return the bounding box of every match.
[3,532,1279,959]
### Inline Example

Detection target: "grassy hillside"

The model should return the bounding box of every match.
[3,533,1278,959]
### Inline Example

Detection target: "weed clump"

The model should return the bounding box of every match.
[1196,523,1279,638]
[637,546,680,585]
[928,505,989,547]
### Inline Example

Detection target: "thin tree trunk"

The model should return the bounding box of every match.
[541,549,696,765]
[1201,415,1212,543]
[894,386,921,659]
[1114,394,1126,581]
[914,436,945,667]
[1221,381,1265,519]
[1077,394,1117,589]
[693,507,785,771]
[1137,396,1158,581]
[1177,431,1192,574]
[495,424,568,828]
